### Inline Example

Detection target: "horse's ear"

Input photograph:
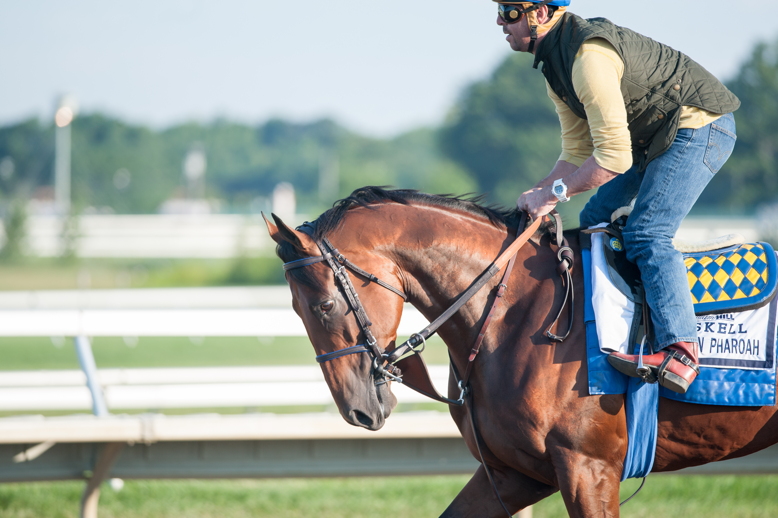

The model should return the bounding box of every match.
[263,212,318,255]
[262,212,281,244]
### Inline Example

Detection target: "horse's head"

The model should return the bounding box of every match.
[265,212,405,431]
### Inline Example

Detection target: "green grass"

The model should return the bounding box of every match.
[0,335,451,370]
[0,256,286,291]
[0,336,313,370]
[0,475,776,518]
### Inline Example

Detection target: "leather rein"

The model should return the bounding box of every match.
[281,211,575,405]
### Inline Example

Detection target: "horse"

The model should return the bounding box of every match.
[264,186,778,518]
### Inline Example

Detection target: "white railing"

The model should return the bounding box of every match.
[0,286,433,413]
[0,286,466,518]
[0,365,449,412]
[4,214,762,259]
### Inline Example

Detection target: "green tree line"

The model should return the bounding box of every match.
[0,116,474,216]
[1,35,777,217]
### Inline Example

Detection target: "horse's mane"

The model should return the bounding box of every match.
[314,186,519,239]
[277,186,552,287]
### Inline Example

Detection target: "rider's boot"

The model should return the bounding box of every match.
[607,341,700,394]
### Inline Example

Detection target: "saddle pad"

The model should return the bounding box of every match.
[582,244,778,407]
[582,237,778,481]
[686,242,777,314]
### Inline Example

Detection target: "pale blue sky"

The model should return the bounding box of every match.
[2,1,777,137]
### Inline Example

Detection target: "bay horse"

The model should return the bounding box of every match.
[265,186,778,517]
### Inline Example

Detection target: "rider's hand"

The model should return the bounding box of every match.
[517,186,557,220]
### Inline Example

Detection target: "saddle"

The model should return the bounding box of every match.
[584,217,778,317]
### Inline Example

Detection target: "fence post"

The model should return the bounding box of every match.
[80,442,125,518]
[74,335,109,417]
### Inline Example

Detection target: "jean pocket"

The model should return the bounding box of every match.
[704,122,737,174]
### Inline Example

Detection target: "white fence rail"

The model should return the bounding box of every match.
[0,366,449,411]
[3,214,762,259]
[0,287,463,518]
[18,214,274,258]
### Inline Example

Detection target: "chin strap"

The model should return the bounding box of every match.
[528,24,539,53]
[517,0,558,53]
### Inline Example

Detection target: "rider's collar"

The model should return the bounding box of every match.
[532,10,567,69]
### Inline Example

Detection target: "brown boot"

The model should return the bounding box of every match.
[607,341,700,394]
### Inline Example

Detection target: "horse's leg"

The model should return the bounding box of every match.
[440,464,557,518]
[554,455,622,518]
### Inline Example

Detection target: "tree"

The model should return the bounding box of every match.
[439,52,561,206]
[701,36,778,212]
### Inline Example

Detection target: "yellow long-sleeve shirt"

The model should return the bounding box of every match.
[547,38,722,173]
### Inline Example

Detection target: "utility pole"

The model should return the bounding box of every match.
[54,95,78,216]
[318,151,339,204]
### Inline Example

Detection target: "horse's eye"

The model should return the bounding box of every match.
[320,301,335,313]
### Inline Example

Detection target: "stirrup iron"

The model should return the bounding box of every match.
[635,336,656,383]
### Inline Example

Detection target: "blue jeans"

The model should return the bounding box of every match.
[580,113,737,349]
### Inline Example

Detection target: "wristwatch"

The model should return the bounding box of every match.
[552,178,570,203]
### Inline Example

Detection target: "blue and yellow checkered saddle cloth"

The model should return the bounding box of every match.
[685,242,777,315]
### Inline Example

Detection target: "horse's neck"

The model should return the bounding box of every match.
[384,208,545,353]
[392,218,579,378]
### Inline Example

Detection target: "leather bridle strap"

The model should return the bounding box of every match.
[460,215,525,387]
[316,238,384,359]
[315,344,372,363]
[544,211,575,343]
[322,238,408,301]
[283,254,333,271]
[284,241,407,302]
[384,214,542,364]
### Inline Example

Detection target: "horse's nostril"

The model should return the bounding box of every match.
[353,410,374,428]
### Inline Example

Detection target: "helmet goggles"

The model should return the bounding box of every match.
[497,4,527,24]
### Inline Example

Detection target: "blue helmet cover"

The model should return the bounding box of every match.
[496,0,571,5]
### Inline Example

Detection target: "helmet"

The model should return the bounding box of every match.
[493,0,569,52]
[494,0,570,7]
[493,0,570,5]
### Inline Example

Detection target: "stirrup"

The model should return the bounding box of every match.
[635,336,657,384]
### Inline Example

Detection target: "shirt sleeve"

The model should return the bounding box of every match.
[571,39,633,173]
[546,81,594,168]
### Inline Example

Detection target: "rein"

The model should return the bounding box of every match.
[282,211,574,398]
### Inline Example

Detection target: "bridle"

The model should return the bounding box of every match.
[283,233,408,383]
[282,212,574,399]
[284,230,410,384]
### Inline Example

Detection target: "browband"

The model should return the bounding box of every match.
[315,344,372,363]
[283,253,332,271]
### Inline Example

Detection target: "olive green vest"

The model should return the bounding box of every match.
[533,13,740,170]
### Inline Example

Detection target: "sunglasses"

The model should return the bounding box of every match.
[498,4,526,24]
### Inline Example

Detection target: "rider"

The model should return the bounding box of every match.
[497,0,740,393]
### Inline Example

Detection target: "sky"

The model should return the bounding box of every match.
[2,1,778,138]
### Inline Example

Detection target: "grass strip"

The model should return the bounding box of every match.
[0,335,451,370]
[0,475,777,517]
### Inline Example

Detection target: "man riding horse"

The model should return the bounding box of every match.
[500,0,740,394]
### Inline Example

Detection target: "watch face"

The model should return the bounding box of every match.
[554,185,563,195]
